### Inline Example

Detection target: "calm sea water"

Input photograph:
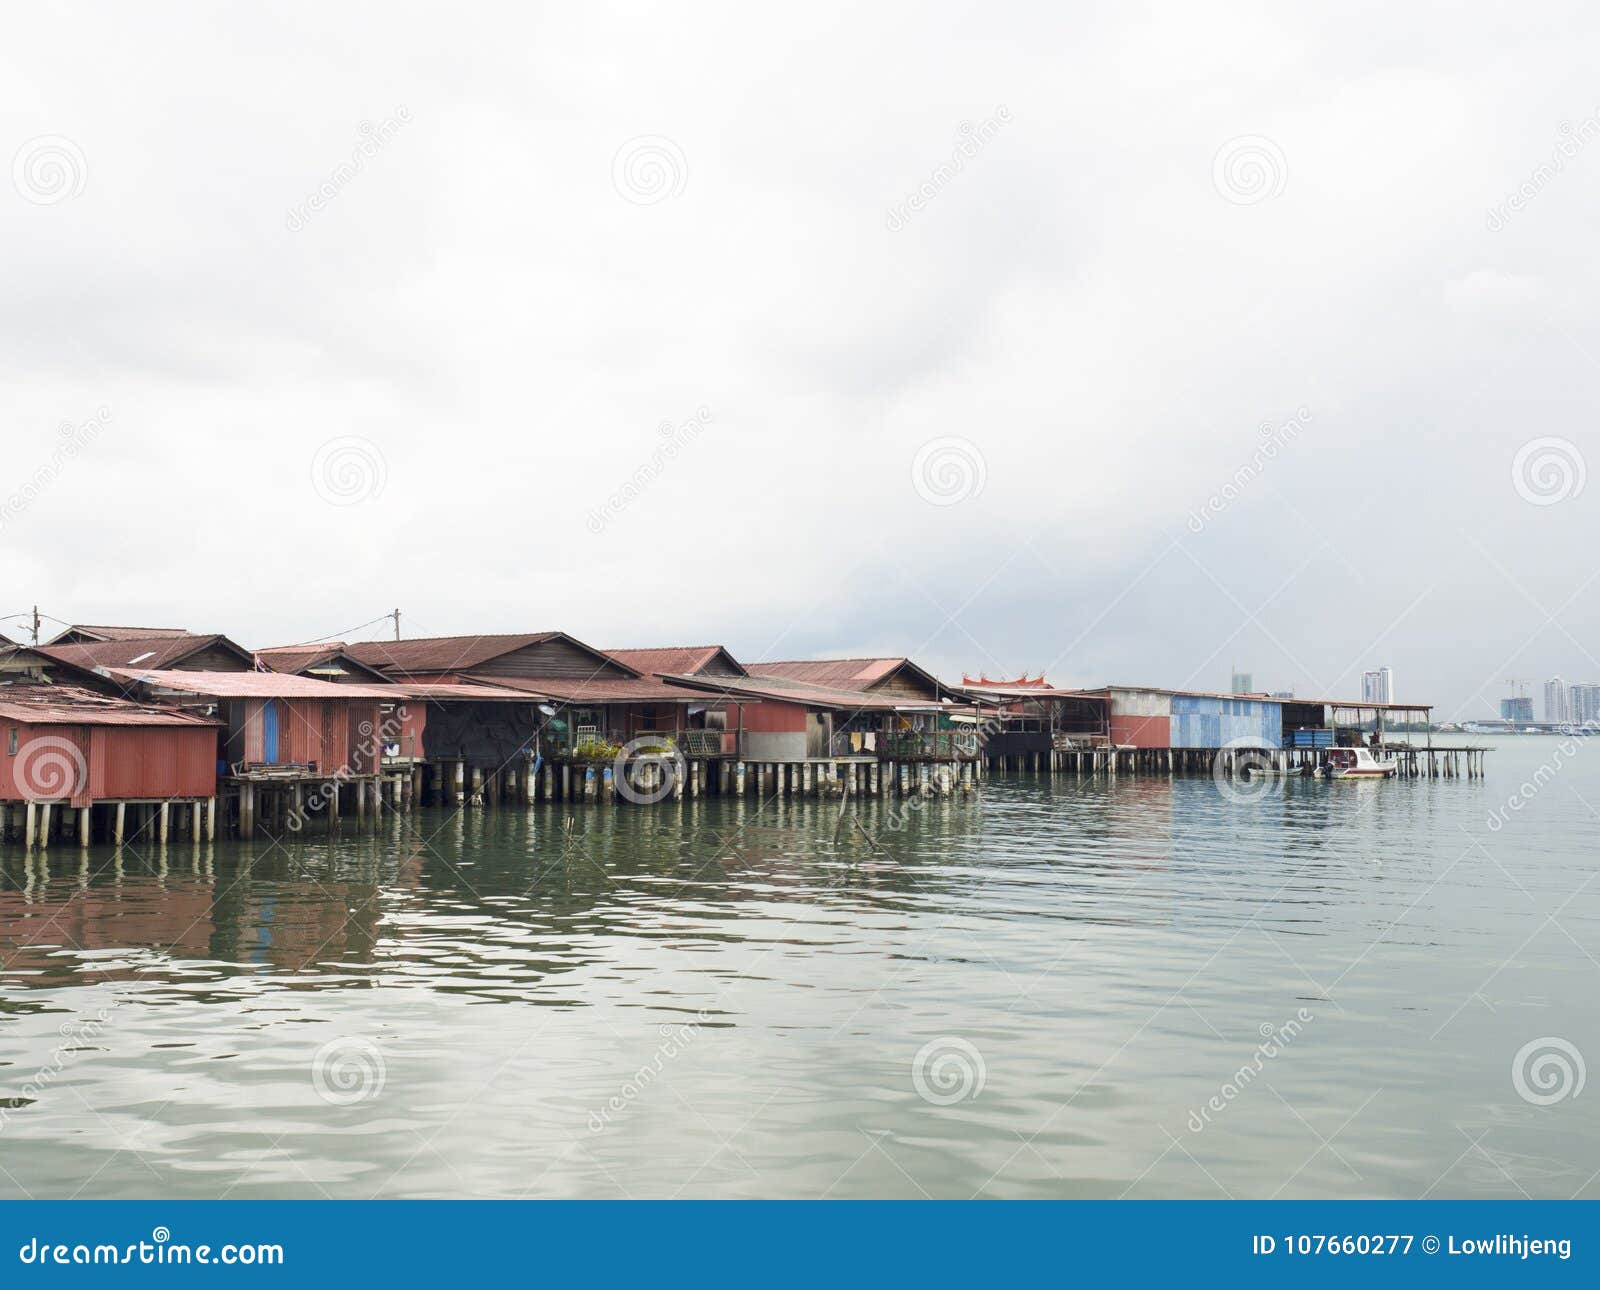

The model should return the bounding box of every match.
[2,737,1596,1199]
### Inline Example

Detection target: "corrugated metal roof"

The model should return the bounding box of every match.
[348,632,565,673]
[47,625,192,643]
[751,658,908,687]
[604,646,748,677]
[387,681,541,703]
[749,657,949,698]
[40,635,252,671]
[660,672,944,712]
[256,643,392,682]
[0,683,221,727]
[949,682,1101,700]
[106,669,398,700]
[479,675,712,704]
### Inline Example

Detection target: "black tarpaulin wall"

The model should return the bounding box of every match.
[423,701,541,764]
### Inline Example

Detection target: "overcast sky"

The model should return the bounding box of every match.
[3,3,1596,718]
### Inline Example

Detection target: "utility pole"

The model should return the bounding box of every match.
[392,608,401,640]
[31,605,40,646]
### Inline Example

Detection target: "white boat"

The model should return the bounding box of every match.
[1323,746,1398,780]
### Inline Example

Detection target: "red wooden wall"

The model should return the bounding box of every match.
[1,722,217,805]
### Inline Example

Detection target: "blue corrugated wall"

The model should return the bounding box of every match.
[1169,695,1282,748]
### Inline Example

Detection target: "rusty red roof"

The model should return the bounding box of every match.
[387,680,541,703]
[474,675,714,704]
[949,681,1101,701]
[40,634,254,671]
[347,631,639,677]
[256,643,392,682]
[604,646,748,677]
[749,657,948,694]
[47,625,192,643]
[0,683,221,727]
[106,668,398,700]
[659,671,945,712]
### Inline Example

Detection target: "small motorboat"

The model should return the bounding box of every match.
[1322,746,1398,780]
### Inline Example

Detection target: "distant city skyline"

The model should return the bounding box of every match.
[1500,695,1534,723]
[1546,676,1570,725]
[1362,667,1395,706]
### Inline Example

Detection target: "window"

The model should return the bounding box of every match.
[6,728,16,755]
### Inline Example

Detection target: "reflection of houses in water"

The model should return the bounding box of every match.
[0,857,387,987]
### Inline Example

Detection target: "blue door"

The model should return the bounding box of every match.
[262,700,279,764]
